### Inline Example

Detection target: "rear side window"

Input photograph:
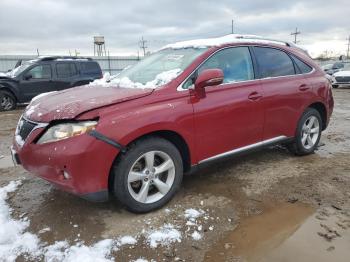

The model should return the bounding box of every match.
[80,62,100,73]
[291,55,313,74]
[254,47,295,78]
[56,63,78,78]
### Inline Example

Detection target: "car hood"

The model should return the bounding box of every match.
[24,85,154,123]
[333,70,350,77]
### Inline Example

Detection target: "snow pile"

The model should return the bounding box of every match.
[0,180,41,261]
[44,239,114,262]
[90,69,182,89]
[146,224,182,248]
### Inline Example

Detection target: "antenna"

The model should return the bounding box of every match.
[291,27,301,44]
[139,36,148,56]
[346,35,350,59]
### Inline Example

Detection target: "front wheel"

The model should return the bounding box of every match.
[287,108,322,156]
[0,90,16,111]
[112,137,183,213]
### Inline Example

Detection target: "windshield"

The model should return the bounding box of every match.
[105,48,207,89]
[9,62,33,78]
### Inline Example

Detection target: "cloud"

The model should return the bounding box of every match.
[0,0,348,56]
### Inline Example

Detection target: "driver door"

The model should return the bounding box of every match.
[189,47,264,162]
[19,64,55,102]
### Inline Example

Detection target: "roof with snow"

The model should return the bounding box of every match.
[162,34,299,50]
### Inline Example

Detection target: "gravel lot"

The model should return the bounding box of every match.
[0,88,349,262]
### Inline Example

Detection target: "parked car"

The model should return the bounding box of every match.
[0,56,102,111]
[11,35,334,213]
[322,61,350,75]
[332,63,350,88]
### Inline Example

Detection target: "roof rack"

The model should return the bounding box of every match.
[234,35,293,47]
[38,56,93,61]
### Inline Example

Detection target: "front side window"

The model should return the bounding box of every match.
[56,63,78,78]
[183,47,254,89]
[254,47,295,78]
[26,65,52,79]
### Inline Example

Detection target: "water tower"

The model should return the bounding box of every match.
[94,36,106,56]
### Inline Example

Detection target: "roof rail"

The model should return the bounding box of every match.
[38,56,93,61]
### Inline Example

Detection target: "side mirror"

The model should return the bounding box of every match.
[195,69,224,90]
[24,74,33,80]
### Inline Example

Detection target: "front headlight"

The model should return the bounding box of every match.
[37,121,98,144]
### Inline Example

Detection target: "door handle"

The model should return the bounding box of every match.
[299,84,310,91]
[248,91,263,101]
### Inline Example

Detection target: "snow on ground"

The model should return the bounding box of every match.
[0,180,41,262]
[0,182,208,261]
[90,69,182,89]
[146,224,182,248]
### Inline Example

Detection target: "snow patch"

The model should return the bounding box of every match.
[184,208,203,219]
[191,231,202,241]
[90,69,182,89]
[146,224,182,248]
[119,235,137,246]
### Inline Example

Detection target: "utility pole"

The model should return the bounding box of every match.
[36,48,40,56]
[231,19,234,34]
[291,27,301,44]
[139,36,148,56]
[346,35,350,59]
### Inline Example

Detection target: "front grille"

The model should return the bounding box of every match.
[335,76,350,83]
[17,118,37,141]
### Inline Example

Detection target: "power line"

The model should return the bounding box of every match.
[346,35,350,59]
[291,27,301,44]
[139,36,148,56]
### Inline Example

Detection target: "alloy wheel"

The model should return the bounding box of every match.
[127,150,175,204]
[301,115,320,150]
[1,95,14,110]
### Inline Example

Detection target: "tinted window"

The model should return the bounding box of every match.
[80,62,100,73]
[27,65,51,79]
[56,63,78,78]
[254,47,295,78]
[291,56,313,74]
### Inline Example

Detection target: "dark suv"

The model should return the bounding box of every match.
[0,56,102,111]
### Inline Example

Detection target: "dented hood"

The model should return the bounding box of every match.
[24,85,153,122]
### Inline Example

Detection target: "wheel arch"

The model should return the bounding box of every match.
[307,102,327,130]
[108,129,192,193]
[0,86,18,102]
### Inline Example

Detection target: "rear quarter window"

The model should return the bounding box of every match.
[80,62,101,73]
[291,56,313,74]
[254,47,295,78]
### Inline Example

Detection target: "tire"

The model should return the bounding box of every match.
[112,137,183,213]
[0,90,16,111]
[287,108,322,156]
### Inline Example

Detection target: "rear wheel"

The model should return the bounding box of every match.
[0,90,16,111]
[112,137,183,213]
[288,108,322,156]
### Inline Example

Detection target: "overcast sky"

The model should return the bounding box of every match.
[0,0,349,57]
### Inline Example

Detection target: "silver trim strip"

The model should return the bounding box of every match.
[177,45,315,92]
[198,136,288,164]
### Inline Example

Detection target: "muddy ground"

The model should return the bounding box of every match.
[0,88,350,262]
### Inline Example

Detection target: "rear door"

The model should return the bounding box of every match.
[188,46,264,162]
[19,64,54,102]
[252,46,312,139]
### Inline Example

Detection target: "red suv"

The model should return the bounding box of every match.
[12,35,334,213]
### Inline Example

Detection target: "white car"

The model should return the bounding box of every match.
[332,63,350,88]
